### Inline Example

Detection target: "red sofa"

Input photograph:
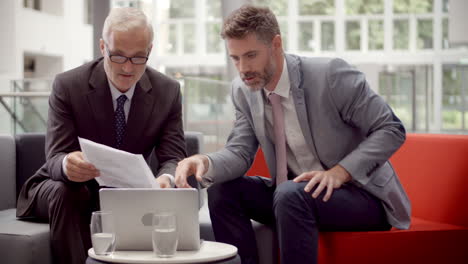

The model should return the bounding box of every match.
[246,133,468,264]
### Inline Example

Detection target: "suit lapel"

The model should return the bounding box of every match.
[122,72,154,151]
[286,54,321,161]
[87,61,116,147]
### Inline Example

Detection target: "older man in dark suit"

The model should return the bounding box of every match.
[16,7,186,264]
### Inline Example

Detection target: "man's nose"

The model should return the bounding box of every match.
[238,59,250,74]
[122,59,134,72]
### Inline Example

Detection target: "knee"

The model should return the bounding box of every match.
[49,182,91,210]
[273,181,308,214]
[207,177,244,211]
[207,181,233,211]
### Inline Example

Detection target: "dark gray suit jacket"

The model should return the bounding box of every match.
[204,54,411,229]
[17,58,186,216]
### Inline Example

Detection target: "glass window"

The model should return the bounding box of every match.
[165,24,177,54]
[321,22,335,51]
[442,18,449,49]
[379,71,414,129]
[417,19,433,49]
[299,0,334,15]
[84,0,93,25]
[442,66,466,130]
[414,65,432,131]
[24,0,41,10]
[393,0,433,14]
[368,20,384,50]
[169,0,195,18]
[346,21,361,50]
[298,22,314,52]
[183,24,195,54]
[380,65,433,132]
[442,0,449,13]
[346,0,384,15]
[255,0,288,16]
[206,23,223,53]
[279,20,288,51]
[393,20,409,50]
[206,0,221,19]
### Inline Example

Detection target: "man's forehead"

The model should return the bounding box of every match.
[227,36,266,56]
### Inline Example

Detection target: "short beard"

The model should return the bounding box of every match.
[242,56,276,92]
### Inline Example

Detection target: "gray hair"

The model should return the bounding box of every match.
[102,7,154,44]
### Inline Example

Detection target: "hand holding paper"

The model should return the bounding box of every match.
[78,137,159,188]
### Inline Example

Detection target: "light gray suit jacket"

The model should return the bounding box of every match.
[205,54,411,230]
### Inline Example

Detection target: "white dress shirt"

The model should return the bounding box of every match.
[262,59,323,177]
[204,58,323,181]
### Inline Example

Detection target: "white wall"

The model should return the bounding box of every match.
[41,0,64,16]
[17,0,93,77]
[0,0,21,81]
[34,54,64,79]
[0,0,93,134]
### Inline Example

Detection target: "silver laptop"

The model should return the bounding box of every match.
[99,188,200,251]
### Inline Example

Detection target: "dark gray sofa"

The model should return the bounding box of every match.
[0,132,277,264]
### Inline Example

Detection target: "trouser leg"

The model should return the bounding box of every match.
[208,176,275,264]
[273,181,390,264]
[33,180,100,264]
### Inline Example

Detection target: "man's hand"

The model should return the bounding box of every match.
[293,165,351,202]
[65,151,100,182]
[156,175,171,188]
[175,154,209,188]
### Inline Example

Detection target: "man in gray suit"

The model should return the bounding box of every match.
[16,8,186,264]
[175,5,410,264]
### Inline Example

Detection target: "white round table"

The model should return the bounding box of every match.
[87,241,239,264]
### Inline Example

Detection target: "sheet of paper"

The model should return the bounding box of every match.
[78,137,159,188]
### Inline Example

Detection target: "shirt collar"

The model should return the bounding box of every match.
[263,58,290,99]
[108,81,136,102]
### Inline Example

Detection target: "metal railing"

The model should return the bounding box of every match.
[0,77,234,153]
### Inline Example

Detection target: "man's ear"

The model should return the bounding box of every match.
[148,43,153,55]
[99,39,105,57]
[272,34,283,52]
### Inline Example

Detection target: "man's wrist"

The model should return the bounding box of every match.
[334,164,351,182]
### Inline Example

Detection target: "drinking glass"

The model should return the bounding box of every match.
[152,212,178,258]
[90,211,116,256]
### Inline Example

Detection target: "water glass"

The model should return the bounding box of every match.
[90,211,116,255]
[152,212,178,258]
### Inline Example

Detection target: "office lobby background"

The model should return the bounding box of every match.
[0,0,467,153]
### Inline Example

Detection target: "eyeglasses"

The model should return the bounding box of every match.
[105,43,149,65]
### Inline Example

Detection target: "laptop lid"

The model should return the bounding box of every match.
[99,188,200,251]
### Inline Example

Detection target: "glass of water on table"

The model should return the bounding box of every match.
[90,211,116,255]
[152,212,178,258]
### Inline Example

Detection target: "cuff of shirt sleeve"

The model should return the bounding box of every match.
[200,155,215,188]
[161,173,175,188]
[62,154,69,177]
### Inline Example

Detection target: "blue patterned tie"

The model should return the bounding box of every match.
[115,95,127,149]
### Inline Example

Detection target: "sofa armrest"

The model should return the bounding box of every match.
[15,133,46,201]
[0,135,16,210]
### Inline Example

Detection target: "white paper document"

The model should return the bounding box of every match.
[78,137,159,188]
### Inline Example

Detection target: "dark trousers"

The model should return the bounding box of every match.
[30,179,100,264]
[208,176,391,264]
